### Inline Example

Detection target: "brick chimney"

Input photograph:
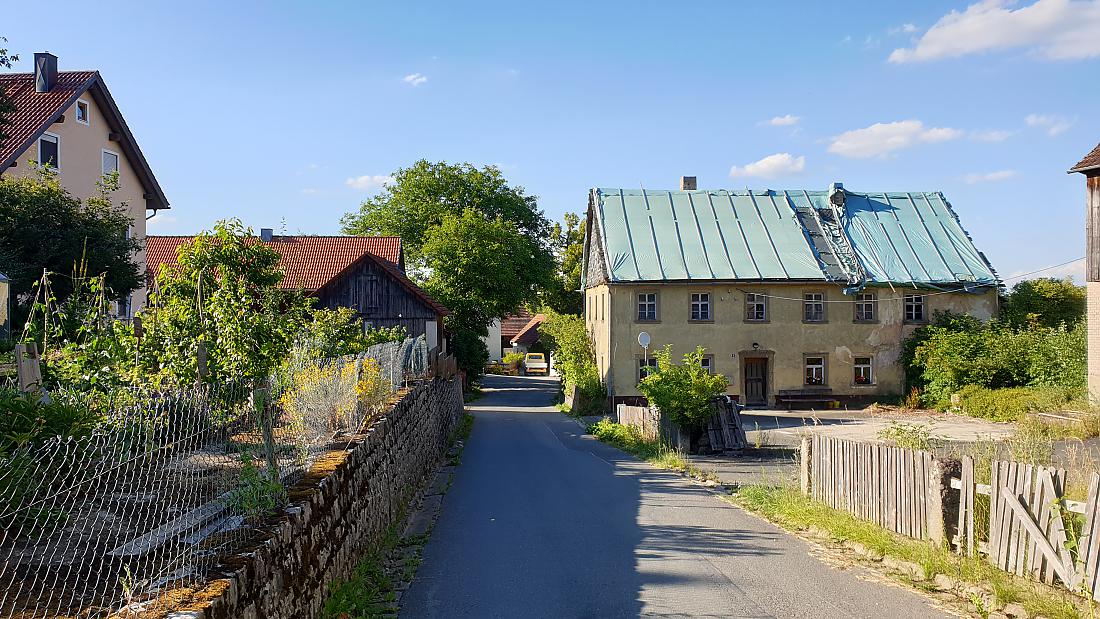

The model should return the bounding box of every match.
[680,176,697,191]
[34,52,57,93]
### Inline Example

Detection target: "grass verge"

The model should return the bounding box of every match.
[728,483,1094,619]
[588,418,718,483]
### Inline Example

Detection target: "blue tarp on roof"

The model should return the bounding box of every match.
[589,187,998,287]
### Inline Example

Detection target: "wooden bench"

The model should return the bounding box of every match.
[776,388,835,410]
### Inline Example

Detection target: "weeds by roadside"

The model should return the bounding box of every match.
[876,421,942,451]
[728,483,1090,619]
[588,418,719,483]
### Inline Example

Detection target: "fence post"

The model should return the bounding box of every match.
[15,342,43,393]
[196,341,209,383]
[800,436,812,496]
[927,457,947,546]
[253,386,278,480]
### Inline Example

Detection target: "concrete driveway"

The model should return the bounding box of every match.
[399,374,953,618]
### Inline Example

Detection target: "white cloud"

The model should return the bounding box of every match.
[1026,113,1073,135]
[970,129,1013,142]
[764,114,800,127]
[827,120,963,159]
[889,23,919,35]
[345,175,394,191]
[729,153,806,179]
[963,169,1017,183]
[889,0,1100,63]
[402,73,428,86]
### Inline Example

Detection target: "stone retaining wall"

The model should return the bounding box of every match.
[188,377,463,619]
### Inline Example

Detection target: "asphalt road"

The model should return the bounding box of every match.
[399,374,953,619]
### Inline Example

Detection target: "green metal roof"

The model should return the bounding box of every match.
[588,186,998,288]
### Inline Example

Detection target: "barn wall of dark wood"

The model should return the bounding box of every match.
[315,259,439,339]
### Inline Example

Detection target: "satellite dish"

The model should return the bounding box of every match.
[638,332,651,348]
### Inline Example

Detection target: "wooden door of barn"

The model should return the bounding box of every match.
[744,358,767,406]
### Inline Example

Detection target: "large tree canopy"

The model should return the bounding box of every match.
[340,160,551,273]
[1000,277,1085,329]
[542,212,585,315]
[0,170,141,331]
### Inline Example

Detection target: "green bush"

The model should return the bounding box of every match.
[539,310,606,406]
[0,387,100,455]
[903,310,1086,406]
[953,385,1072,422]
[501,351,525,365]
[452,328,489,383]
[637,346,727,428]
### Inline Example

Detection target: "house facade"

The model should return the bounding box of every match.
[0,53,170,312]
[146,233,448,350]
[1071,142,1100,401]
[582,180,1000,408]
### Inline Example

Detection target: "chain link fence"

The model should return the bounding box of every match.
[0,336,429,618]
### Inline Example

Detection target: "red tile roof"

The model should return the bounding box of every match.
[0,70,169,209]
[145,235,446,316]
[510,314,545,346]
[0,70,96,166]
[1071,142,1100,173]
[500,309,534,339]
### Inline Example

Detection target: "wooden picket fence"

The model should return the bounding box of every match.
[803,435,1100,600]
[616,404,662,441]
[806,435,939,540]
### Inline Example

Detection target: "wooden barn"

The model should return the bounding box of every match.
[145,231,449,350]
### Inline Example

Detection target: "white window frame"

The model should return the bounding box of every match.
[904,294,926,323]
[75,99,91,126]
[745,292,767,322]
[637,292,658,322]
[804,355,826,386]
[700,354,715,375]
[38,132,60,169]
[690,292,711,321]
[102,149,120,176]
[855,292,876,322]
[803,292,825,322]
[638,356,658,382]
[854,356,873,385]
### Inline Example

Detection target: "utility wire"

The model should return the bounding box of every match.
[735,256,1085,305]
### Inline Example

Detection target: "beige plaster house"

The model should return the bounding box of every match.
[582,178,1000,408]
[0,52,169,313]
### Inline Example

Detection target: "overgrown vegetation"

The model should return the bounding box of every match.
[539,310,605,415]
[588,418,718,482]
[902,278,1087,422]
[876,421,941,450]
[730,484,1089,619]
[0,387,99,455]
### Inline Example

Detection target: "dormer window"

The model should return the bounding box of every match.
[38,133,59,168]
[75,100,90,125]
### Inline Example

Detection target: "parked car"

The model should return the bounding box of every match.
[522,353,548,376]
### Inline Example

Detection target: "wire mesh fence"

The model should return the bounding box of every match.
[0,336,431,618]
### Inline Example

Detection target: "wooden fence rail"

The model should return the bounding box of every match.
[804,435,1100,600]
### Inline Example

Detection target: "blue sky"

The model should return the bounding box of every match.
[5,0,1099,282]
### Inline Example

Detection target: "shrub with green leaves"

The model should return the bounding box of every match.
[952,384,1072,422]
[538,310,606,410]
[637,346,727,428]
[0,387,100,455]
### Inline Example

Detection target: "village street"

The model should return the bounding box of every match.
[400,374,954,618]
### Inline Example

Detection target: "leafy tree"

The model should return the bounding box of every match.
[638,346,727,428]
[140,219,313,385]
[0,37,18,142]
[538,310,604,406]
[341,160,551,273]
[0,170,141,332]
[1000,277,1085,329]
[420,209,553,331]
[541,213,585,314]
[451,328,489,382]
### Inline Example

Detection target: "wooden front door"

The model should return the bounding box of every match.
[744,358,767,406]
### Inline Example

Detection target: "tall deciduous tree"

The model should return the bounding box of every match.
[1000,277,1085,329]
[341,160,551,275]
[542,212,585,314]
[0,170,141,331]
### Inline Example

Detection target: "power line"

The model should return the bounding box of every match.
[1000,257,1084,282]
